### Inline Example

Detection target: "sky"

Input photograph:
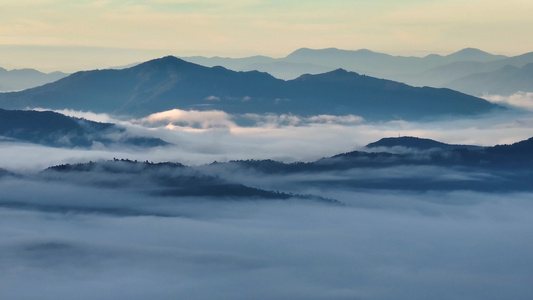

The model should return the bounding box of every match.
[1,0,533,72]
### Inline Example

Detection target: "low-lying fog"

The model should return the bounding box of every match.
[1,93,533,299]
[2,93,533,172]
[1,178,532,299]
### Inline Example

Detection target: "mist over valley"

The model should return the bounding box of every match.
[2,48,533,300]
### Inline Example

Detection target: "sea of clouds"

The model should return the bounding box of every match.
[1,96,533,299]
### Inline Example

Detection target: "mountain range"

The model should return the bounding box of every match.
[3,48,532,98]
[183,47,533,96]
[445,63,533,96]
[195,136,533,192]
[0,67,67,92]
[365,136,484,151]
[0,109,169,148]
[2,135,531,211]
[34,159,338,210]
[183,48,508,79]
[0,56,501,121]
[201,135,533,173]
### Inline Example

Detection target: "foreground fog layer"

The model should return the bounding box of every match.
[1,178,533,299]
[1,96,533,299]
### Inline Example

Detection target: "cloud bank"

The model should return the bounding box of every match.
[1,176,532,299]
[1,105,533,298]
[1,107,533,173]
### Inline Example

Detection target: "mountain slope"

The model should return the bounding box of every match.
[197,136,533,192]
[0,109,169,148]
[40,159,337,203]
[415,52,533,87]
[182,48,533,95]
[0,56,501,121]
[444,63,533,96]
[182,47,509,81]
[204,136,533,172]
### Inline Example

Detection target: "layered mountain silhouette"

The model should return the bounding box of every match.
[183,47,533,96]
[196,136,533,192]
[295,136,532,169]
[418,53,533,89]
[0,67,67,92]
[4,48,533,97]
[35,135,533,202]
[183,47,508,80]
[445,63,533,96]
[40,159,336,203]
[3,135,533,213]
[0,109,169,148]
[0,56,501,121]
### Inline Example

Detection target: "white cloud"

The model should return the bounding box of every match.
[483,92,533,111]
[242,113,364,127]
[32,107,117,123]
[307,114,364,124]
[2,107,532,172]
[139,108,235,129]
[204,95,220,101]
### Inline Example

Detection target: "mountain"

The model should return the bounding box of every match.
[444,63,533,96]
[182,48,533,95]
[285,47,507,74]
[0,67,68,92]
[365,136,483,150]
[0,109,169,148]
[413,52,533,88]
[197,136,533,192]
[282,47,527,88]
[0,56,501,121]
[38,136,533,201]
[40,159,336,203]
[444,47,504,62]
[182,47,509,81]
[325,136,533,169]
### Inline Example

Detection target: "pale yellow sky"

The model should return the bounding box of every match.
[1,0,532,72]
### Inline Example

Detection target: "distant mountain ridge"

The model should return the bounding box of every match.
[182,47,533,96]
[0,56,501,121]
[4,47,532,97]
[0,67,67,92]
[183,47,509,80]
[445,63,533,96]
[366,136,484,150]
[5,47,531,96]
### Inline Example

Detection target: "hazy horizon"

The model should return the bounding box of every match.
[2,0,533,72]
[0,45,525,73]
